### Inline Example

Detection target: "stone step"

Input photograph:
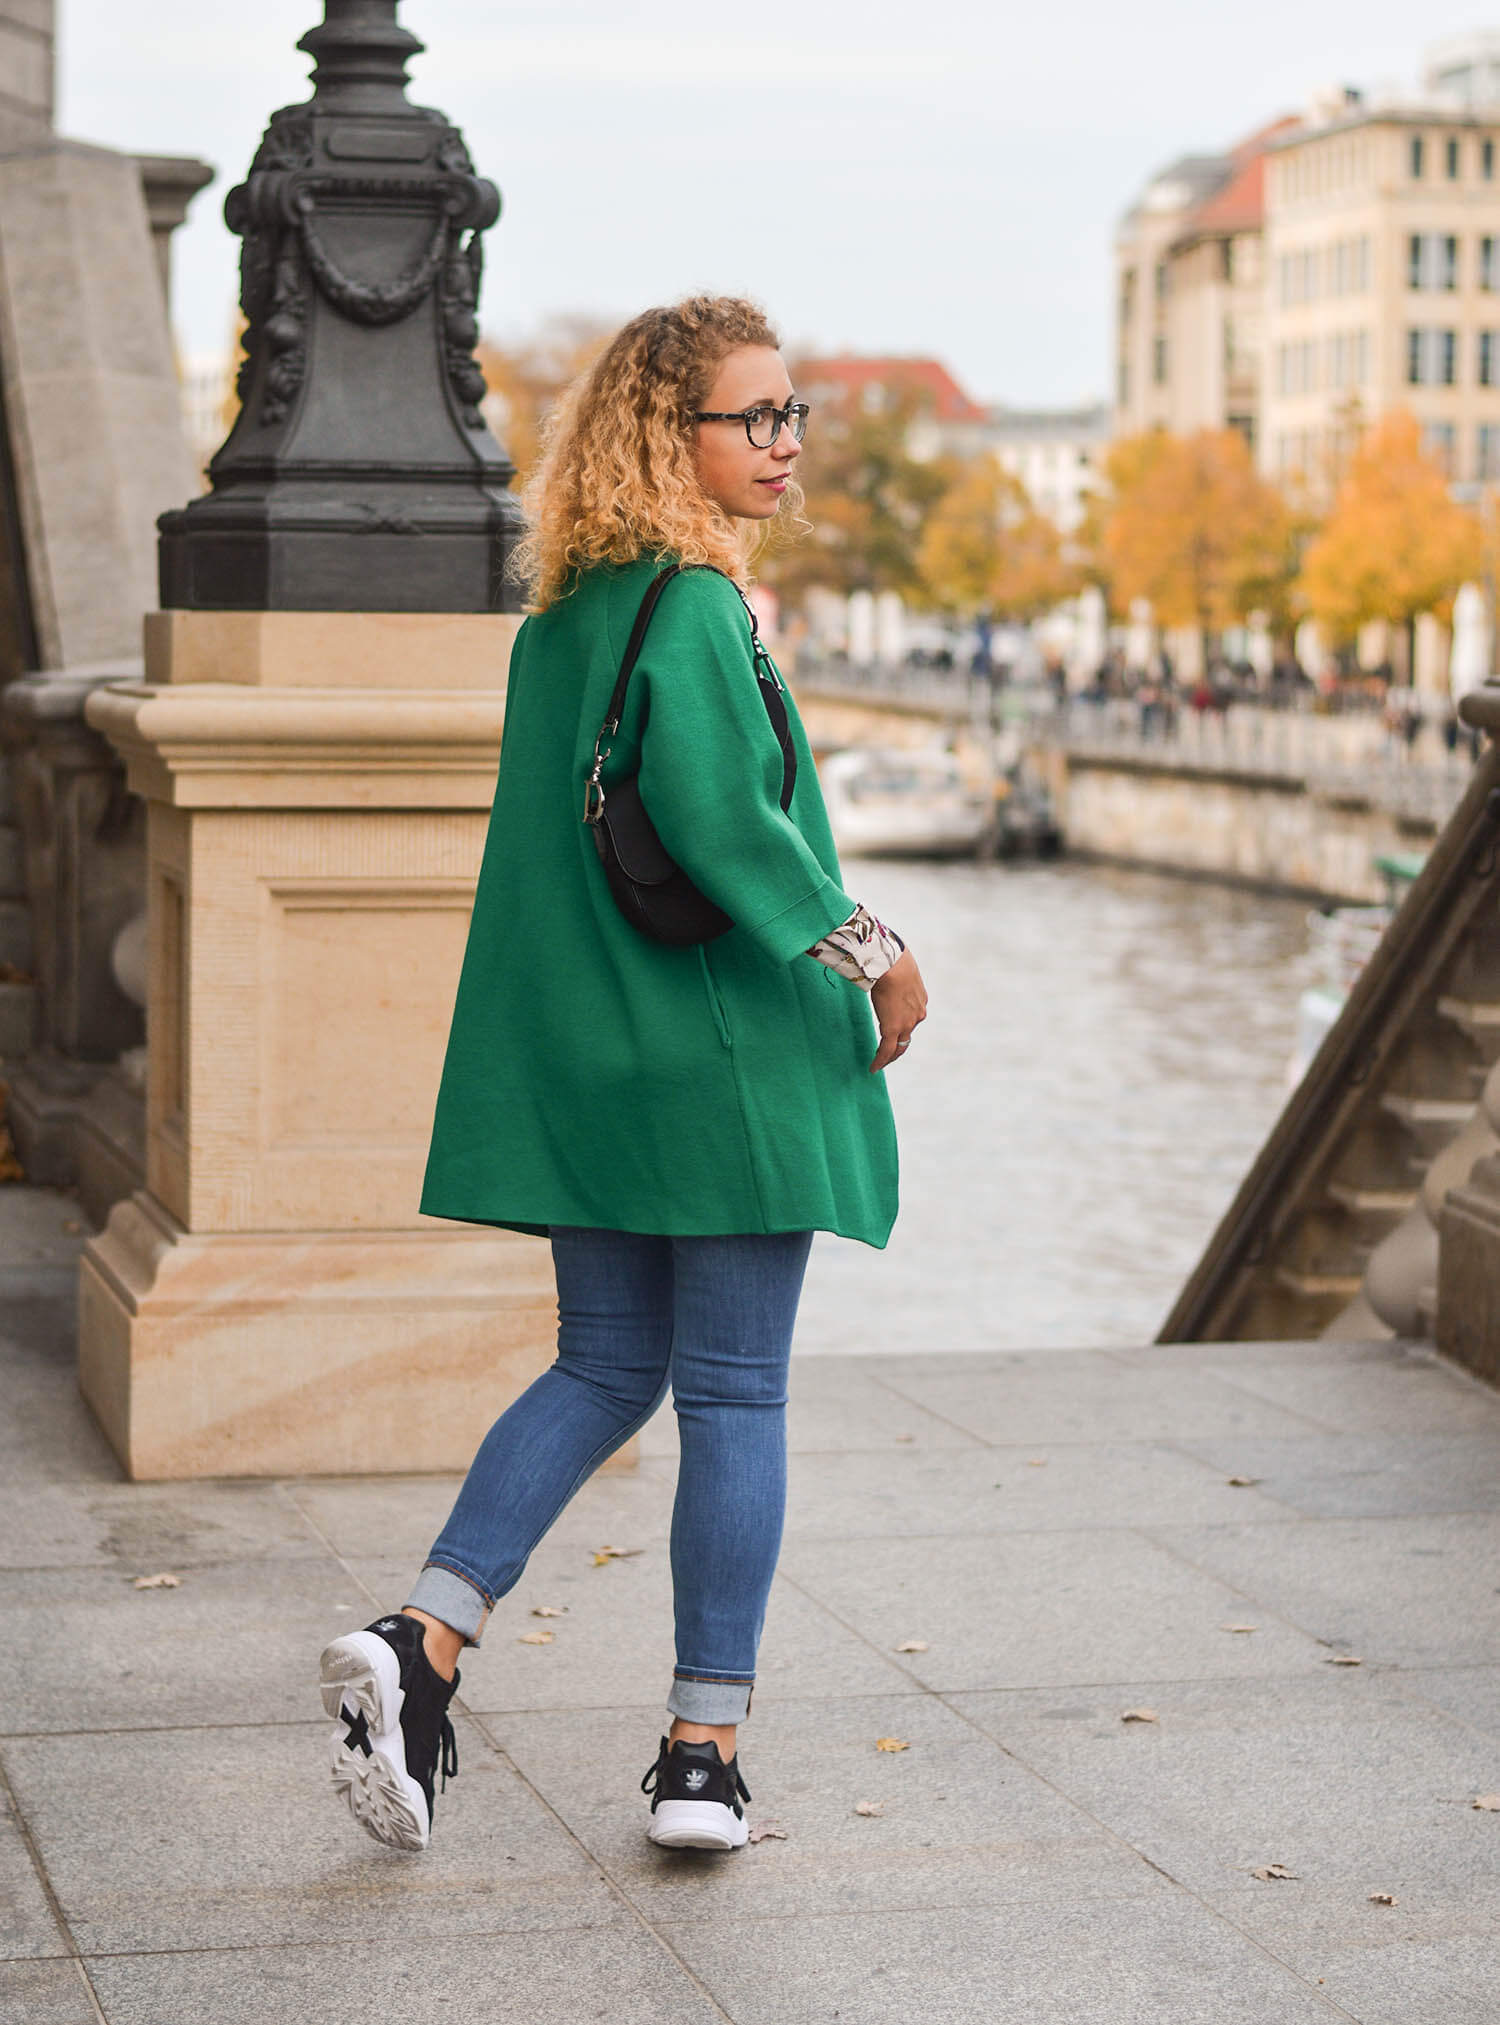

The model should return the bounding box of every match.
[1326,1178,1417,1220]
[0,977,36,1061]
[1272,1263,1365,1301]
[0,901,33,970]
[1379,1091,1475,1156]
[1436,995,1500,1066]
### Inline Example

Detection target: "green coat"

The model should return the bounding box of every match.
[420,557,899,1246]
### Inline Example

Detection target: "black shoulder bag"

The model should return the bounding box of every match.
[582,565,797,947]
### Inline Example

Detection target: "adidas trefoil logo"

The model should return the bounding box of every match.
[376,1618,400,1633]
[683,1767,709,1791]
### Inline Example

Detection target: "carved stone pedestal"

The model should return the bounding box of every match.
[78,611,567,1479]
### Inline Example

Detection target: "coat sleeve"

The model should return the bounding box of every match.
[631,571,854,963]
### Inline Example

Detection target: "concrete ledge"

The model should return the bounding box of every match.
[143,609,522,690]
[83,682,508,807]
[78,1191,563,1479]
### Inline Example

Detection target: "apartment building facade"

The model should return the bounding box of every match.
[1262,102,1500,493]
[1114,122,1297,446]
[1115,35,1500,498]
[988,403,1110,534]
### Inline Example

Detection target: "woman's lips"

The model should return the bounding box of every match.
[757,477,787,492]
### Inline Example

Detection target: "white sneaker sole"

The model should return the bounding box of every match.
[648,1798,749,1850]
[320,1630,431,1852]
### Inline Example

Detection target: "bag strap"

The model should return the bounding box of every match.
[600,563,686,733]
[588,564,795,820]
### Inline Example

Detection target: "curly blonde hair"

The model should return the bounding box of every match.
[510,295,804,609]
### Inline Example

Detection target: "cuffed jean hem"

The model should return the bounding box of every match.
[404,1562,490,1644]
[667,1672,754,1724]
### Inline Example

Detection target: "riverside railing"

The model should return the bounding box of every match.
[791,654,1480,829]
[1043,699,1478,829]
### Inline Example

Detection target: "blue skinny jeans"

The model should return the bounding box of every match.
[405,1226,814,1725]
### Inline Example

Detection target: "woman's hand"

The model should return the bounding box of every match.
[870,950,928,1072]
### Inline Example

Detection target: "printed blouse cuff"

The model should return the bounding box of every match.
[806,904,906,991]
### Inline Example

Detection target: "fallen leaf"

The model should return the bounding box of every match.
[62,1219,83,1234]
[1220,1623,1259,1634]
[531,1605,568,1618]
[747,1821,787,1843]
[874,1737,910,1753]
[1027,1457,1048,1468]
[592,1544,644,1565]
[1250,1863,1299,1881]
[853,1801,885,1817]
[893,1433,915,1444]
[1472,1795,1500,1811]
[517,1630,554,1645]
[1120,1708,1158,1724]
[1226,1476,1261,1488]
[894,1640,929,1654]
[1325,1655,1363,1667]
[1368,1893,1397,1906]
[131,1572,181,1590]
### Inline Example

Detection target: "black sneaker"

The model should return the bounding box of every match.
[641,1735,751,1850]
[320,1613,459,1851]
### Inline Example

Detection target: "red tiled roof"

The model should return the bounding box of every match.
[1178,115,1301,240]
[791,355,987,423]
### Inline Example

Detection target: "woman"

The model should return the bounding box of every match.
[318,296,927,1854]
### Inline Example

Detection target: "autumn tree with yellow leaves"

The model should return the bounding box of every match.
[1093,428,1296,656]
[474,315,613,487]
[1297,409,1481,674]
[916,458,1076,619]
[760,385,952,602]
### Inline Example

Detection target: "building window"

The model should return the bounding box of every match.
[1447,136,1461,179]
[1154,260,1168,302]
[1485,138,1496,181]
[1408,233,1458,290]
[1408,328,1458,384]
[1481,331,1500,385]
[1357,235,1371,291]
[1484,238,1500,292]
[1153,336,1168,385]
[1411,134,1426,178]
[1356,329,1371,384]
[1422,421,1457,473]
[1478,423,1500,478]
[1117,357,1129,405]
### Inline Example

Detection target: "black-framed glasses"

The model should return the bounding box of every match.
[694,401,810,448]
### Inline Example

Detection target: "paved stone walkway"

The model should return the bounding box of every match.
[2,1185,1498,2024]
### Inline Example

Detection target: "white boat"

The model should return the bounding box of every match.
[818,747,992,859]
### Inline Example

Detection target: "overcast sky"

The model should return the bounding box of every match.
[54,2,1500,406]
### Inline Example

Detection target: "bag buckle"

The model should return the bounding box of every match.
[583,719,617,825]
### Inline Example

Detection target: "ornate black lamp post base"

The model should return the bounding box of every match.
[159,0,523,612]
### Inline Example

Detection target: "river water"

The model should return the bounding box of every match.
[795,859,1313,1354]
